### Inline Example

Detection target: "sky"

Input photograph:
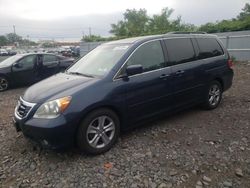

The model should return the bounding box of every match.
[0,0,249,41]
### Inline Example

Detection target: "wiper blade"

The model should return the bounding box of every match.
[66,71,94,78]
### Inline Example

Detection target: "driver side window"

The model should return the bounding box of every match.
[126,40,165,73]
[18,55,37,69]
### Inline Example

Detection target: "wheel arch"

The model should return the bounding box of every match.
[74,104,124,143]
[214,77,224,91]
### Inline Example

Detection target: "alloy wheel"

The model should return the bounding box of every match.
[0,77,8,91]
[86,115,115,149]
[208,84,221,106]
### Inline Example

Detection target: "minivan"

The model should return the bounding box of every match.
[13,33,233,154]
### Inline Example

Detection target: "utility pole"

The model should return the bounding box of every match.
[13,25,16,34]
[13,25,16,45]
[88,27,92,36]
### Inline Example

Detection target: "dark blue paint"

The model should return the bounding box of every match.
[13,34,234,150]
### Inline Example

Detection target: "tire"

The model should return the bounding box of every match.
[77,108,120,154]
[203,80,222,110]
[0,76,9,92]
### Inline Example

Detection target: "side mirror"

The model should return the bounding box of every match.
[13,62,22,68]
[126,65,143,76]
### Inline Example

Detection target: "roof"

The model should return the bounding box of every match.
[16,52,60,56]
[106,35,162,45]
[105,32,217,45]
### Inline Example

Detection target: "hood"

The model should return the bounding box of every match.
[0,63,11,69]
[23,73,95,103]
[0,65,11,73]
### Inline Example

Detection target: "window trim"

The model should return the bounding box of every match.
[113,36,226,81]
[42,54,58,64]
[163,37,197,66]
[195,37,225,60]
[16,54,37,68]
[113,38,167,81]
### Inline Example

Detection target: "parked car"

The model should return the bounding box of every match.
[0,53,74,91]
[0,49,8,56]
[7,50,17,56]
[13,33,233,154]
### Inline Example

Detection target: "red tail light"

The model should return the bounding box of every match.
[227,59,233,68]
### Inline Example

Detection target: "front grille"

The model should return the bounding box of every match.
[15,98,36,119]
[17,103,31,118]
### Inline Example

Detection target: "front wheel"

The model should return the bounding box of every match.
[77,108,120,154]
[0,76,9,92]
[203,81,222,110]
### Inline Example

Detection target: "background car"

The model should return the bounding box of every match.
[0,53,74,91]
[0,49,9,56]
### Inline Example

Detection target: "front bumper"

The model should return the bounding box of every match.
[13,114,78,150]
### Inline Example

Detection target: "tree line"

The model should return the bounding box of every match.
[0,33,36,47]
[82,3,250,42]
[1,3,249,45]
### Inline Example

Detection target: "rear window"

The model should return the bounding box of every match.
[196,38,224,59]
[164,38,196,65]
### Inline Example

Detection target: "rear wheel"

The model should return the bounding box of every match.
[0,76,9,92]
[77,108,120,154]
[203,81,222,110]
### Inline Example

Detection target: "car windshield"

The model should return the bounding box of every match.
[0,54,24,67]
[67,44,130,77]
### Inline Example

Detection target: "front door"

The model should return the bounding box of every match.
[119,40,173,123]
[12,54,37,85]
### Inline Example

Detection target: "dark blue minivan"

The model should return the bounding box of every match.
[13,33,233,154]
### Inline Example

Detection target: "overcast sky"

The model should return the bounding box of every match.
[0,0,248,41]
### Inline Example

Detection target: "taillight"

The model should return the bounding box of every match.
[227,59,233,68]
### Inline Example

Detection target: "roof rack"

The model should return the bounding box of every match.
[167,31,207,34]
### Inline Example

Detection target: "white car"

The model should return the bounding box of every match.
[0,49,8,56]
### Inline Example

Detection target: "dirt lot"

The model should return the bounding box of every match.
[0,63,250,188]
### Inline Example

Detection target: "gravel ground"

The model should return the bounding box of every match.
[0,62,250,188]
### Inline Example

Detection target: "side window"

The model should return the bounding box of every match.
[43,55,58,65]
[18,55,37,69]
[127,40,165,73]
[196,38,224,59]
[164,38,196,65]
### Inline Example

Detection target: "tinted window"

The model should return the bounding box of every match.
[18,55,36,69]
[43,54,58,65]
[127,40,165,72]
[196,38,224,59]
[164,38,196,65]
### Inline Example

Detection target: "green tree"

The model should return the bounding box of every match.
[110,7,196,38]
[199,3,250,33]
[147,8,174,34]
[237,3,250,20]
[110,9,149,37]
[6,33,22,44]
[0,36,8,46]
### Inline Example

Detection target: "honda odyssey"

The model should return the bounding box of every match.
[13,33,234,154]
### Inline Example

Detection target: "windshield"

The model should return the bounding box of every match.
[67,44,130,77]
[0,55,24,67]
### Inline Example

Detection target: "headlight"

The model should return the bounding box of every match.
[33,96,71,119]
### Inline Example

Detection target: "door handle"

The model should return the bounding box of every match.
[175,70,185,75]
[159,74,170,79]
